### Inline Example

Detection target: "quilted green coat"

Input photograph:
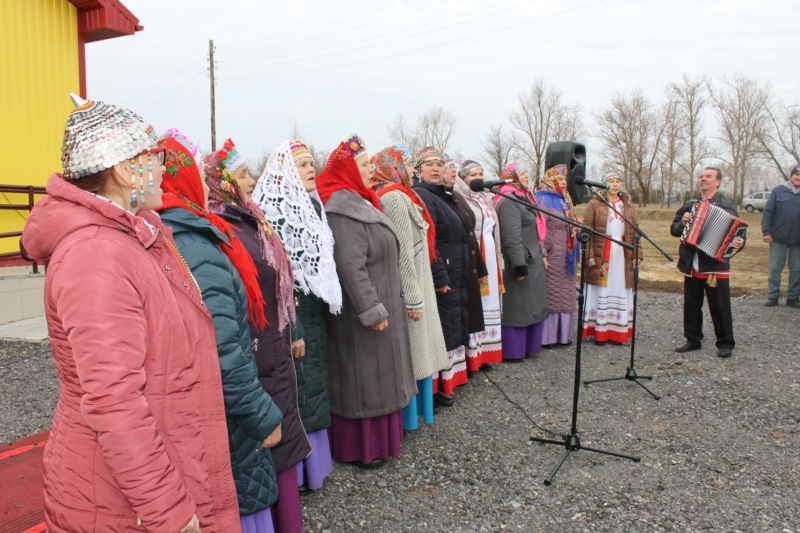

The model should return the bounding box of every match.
[161,208,284,517]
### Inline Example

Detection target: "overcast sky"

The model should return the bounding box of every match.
[86,0,799,166]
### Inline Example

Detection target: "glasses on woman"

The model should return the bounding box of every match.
[139,147,167,166]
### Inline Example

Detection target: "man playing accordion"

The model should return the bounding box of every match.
[670,167,745,359]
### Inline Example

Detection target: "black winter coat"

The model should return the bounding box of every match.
[451,187,488,334]
[413,181,470,351]
[669,193,746,275]
[221,205,311,474]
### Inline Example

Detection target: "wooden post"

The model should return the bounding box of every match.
[209,39,217,152]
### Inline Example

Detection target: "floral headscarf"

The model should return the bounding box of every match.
[316,134,381,211]
[204,139,296,332]
[371,145,437,262]
[157,131,267,331]
[495,160,547,249]
[251,140,343,314]
[536,164,580,276]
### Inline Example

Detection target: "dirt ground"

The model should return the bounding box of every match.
[574,205,771,296]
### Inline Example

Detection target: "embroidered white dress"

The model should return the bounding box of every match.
[582,200,634,343]
[472,193,503,365]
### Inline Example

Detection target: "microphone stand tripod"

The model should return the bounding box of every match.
[486,186,641,485]
[582,190,674,401]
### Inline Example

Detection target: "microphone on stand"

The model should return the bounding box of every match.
[469,179,512,192]
[573,177,610,190]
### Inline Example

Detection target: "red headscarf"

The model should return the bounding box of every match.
[316,141,381,210]
[157,136,267,331]
[371,145,437,262]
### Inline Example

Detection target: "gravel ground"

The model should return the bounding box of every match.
[2,291,798,532]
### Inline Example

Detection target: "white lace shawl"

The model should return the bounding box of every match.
[252,141,343,314]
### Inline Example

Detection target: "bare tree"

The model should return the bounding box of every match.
[657,94,684,206]
[417,106,457,152]
[668,74,713,189]
[757,100,800,180]
[709,74,771,205]
[552,102,588,145]
[480,123,519,178]
[387,107,457,155]
[509,78,562,184]
[387,113,419,154]
[594,89,665,207]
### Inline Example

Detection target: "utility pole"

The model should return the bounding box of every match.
[209,39,217,152]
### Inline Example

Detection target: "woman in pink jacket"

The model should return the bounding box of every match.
[21,95,241,532]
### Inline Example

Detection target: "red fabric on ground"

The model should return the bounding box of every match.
[0,432,48,533]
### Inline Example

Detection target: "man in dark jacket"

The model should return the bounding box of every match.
[762,166,800,309]
[670,167,745,358]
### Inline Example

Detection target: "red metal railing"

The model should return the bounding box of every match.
[0,185,47,273]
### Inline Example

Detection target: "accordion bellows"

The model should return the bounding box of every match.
[681,201,748,262]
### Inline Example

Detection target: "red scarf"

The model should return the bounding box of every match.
[317,141,381,210]
[157,137,267,331]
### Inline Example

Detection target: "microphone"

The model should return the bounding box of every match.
[574,177,610,190]
[469,179,511,192]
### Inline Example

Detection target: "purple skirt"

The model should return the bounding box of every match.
[501,322,544,360]
[296,429,334,490]
[270,467,304,533]
[241,508,275,533]
[541,312,575,345]
[329,410,404,464]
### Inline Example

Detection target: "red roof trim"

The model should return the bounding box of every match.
[68,0,143,43]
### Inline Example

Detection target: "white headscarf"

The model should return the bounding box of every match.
[252,141,343,313]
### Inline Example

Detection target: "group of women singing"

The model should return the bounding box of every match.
[21,96,640,533]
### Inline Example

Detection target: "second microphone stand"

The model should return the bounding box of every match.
[582,190,674,400]
[487,186,640,485]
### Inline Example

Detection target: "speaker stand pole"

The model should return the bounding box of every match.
[530,229,640,485]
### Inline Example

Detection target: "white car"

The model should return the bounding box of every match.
[741,191,770,212]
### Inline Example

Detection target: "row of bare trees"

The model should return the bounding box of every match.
[383,75,798,207]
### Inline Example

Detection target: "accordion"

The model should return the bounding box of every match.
[681,201,748,261]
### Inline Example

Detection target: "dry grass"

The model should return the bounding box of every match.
[573,205,770,295]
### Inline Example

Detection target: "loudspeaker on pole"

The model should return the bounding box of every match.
[545,141,587,205]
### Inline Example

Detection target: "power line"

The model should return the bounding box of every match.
[121,57,205,105]
[217,0,449,55]
[218,0,605,81]
[218,0,525,69]
[136,71,207,114]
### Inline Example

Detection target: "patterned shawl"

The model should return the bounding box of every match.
[252,140,342,314]
[371,145,437,262]
[204,143,296,332]
[537,164,580,276]
[157,132,267,331]
[494,160,547,249]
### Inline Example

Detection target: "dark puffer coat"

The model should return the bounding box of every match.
[160,208,283,517]
[221,205,312,474]
[289,197,332,435]
[452,188,488,334]
[413,181,470,351]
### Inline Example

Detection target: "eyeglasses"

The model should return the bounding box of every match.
[139,147,167,166]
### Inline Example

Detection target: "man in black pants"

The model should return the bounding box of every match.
[670,168,745,358]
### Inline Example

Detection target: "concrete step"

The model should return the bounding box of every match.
[0,266,46,326]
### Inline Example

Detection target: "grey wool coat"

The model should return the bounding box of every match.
[495,195,549,327]
[380,189,449,381]
[324,190,417,419]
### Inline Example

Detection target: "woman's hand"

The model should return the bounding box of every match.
[371,319,389,332]
[180,514,201,533]
[543,258,549,271]
[291,339,305,359]
[407,309,423,321]
[262,424,282,449]
[435,286,451,293]
[588,258,596,267]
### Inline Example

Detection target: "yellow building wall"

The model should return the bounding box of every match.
[0,0,79,255]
